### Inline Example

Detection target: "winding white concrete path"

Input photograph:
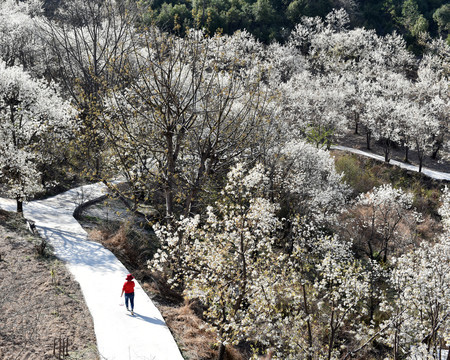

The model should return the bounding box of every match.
[0,183,183,360]
[332,145,450,181]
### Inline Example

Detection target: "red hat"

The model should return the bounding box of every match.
[126,274,134,281]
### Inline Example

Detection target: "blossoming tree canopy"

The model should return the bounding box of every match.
[0,61,76,212]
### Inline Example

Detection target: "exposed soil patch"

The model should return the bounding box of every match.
[0,209,98,360]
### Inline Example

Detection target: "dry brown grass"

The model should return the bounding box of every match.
[159,301,245,360]
[160,301,217,360]
[89,222,157,271]
[416,214,443,242]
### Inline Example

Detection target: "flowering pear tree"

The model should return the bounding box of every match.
[0,61,75,212]
[0,0,47,74]
[440,186,450,232]
[240,218,372,360]
[41,0,140,178]
[413,56,449,164]
[288,9,414,77]
[290,227,370,360]
[409,99,440,172]
[360,71,413,161]
[150,161,371,359]
[382,241,450,359]
[380,189,450,359]
[280,71,348,148]
[149,163,282,360]
[312,236,370,360]
[268,139,350,223]
[264,41,307,85]
[343,184,419,263]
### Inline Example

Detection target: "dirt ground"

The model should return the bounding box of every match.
[0,209,98,360]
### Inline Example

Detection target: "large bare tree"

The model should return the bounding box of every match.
[101,28,275,220]
[40,0,140,178]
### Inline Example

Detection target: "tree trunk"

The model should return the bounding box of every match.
[16,198,23,214]
[431,140,442,160]
[369,275,375,322]
[165,132,176,221]
[394,328,399,360]
[384,138,391,163]
[217,343,226,360]
[327,309,336,360]
[366,131,371,150]
[232,231,247,313]
[404,146,409,163]
[183,152,208,217]
[417,141,424,174]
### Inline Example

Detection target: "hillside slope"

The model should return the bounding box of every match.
[0,210,98,360]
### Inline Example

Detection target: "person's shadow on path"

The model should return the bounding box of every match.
[131,312,165,326]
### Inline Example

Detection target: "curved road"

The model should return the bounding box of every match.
[332,145,450,181]
[0,183,183,360]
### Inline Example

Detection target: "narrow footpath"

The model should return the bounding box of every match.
[0,183,183,360]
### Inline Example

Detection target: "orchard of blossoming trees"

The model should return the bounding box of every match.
[0,0,449,358]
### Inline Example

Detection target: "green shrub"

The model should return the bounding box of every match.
[334,154,381,197]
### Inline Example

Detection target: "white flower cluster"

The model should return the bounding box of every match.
[149,163,373,359]
[270,139,350,222]
[0,60,76,203]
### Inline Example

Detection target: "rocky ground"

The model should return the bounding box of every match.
[0,209,98,360]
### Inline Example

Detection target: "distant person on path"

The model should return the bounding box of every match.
[121,274,135,315]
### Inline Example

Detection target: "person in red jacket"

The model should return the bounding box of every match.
[120,274,135,315]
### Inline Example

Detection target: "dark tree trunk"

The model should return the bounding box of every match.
[183,152,209,217]
[354,111,360,135]
[366,131,371,150]
[164,132,176,221]
[328,316,336,360]
[394,329,399,360]
[404,146,410,163]
[431,138,442,160]
[417,141,424,173]
[302,284,313,360]
[384,138,391,163]
[217,343,226,360]
[16,199,23,214]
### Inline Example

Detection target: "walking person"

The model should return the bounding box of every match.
[120,274,135,315]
